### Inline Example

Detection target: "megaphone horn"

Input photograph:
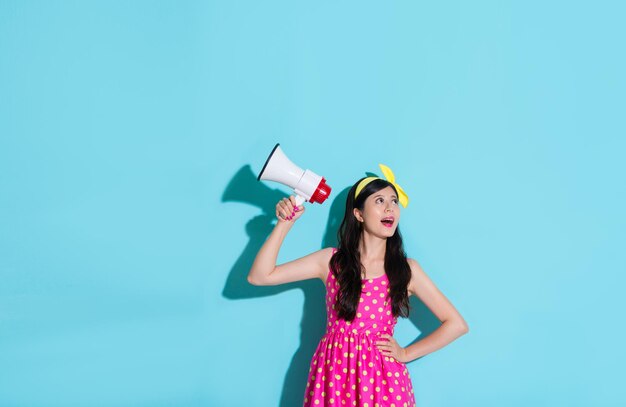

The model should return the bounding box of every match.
[258,143,332,206]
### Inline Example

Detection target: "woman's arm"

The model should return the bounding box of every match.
[400,258,469,362]
[247,196,333,286]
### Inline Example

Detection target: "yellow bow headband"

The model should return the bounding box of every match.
[354,164,409,208]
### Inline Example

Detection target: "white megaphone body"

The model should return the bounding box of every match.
[258,143,331,206]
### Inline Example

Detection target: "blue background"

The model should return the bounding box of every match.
[1,1,625,406]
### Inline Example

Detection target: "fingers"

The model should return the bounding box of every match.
[276,205,290,221]
[286,196,305,213]
[276,209,286,221]
[276,196,300,221]
[376,334,395,352]
[375,334,404,361]
[282,197,294,220]
[285,196,305,213]
[286,197,296,213]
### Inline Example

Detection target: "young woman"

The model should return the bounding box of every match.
[248,165,469,407]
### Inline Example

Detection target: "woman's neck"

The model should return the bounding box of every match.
[358,232,386,262]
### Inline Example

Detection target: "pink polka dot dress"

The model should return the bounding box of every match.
[303,248,416,407]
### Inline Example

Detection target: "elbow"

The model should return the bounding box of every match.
[247,275,260,286]
[446,319,469,335]
[247,274,269,286]
[453,315,469,334]
[247,267,275,286]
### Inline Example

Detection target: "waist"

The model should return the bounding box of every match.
[323,325,392,339]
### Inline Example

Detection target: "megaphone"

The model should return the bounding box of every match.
[257,143,332,206]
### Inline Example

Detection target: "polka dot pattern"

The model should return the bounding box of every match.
[303,248,416,407]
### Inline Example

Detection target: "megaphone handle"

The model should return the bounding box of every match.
[295,194,306,206]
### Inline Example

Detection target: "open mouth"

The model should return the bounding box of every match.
[381,217,394,227]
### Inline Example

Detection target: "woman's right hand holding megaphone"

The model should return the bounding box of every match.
[276,195,305,223]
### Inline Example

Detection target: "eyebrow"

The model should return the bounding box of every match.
[373,194,398,199]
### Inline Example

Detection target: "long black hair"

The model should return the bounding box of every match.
[329,177,412,321]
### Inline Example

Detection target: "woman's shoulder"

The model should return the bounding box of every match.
[316,246,338,257]
[406,256,418,266]
[306,246,336,256]
[406,257,425,274]
[317,246,337,256]
[405,257,431,296]
[317,247,337,285]
[306,247,336,269]
[326,247,338,264]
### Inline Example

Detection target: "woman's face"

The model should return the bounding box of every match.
[353,186,400,238]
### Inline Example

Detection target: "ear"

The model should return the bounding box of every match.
[353,208,363,223]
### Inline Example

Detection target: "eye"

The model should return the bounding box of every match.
[376,197,384,204]
[392,199,399,205]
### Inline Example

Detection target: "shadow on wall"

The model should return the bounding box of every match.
[221,164,440,407]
